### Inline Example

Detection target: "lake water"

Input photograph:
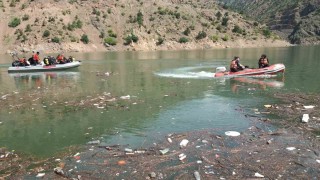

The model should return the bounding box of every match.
[0,45,319,157]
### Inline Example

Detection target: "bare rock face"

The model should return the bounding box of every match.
[217,0,320,45]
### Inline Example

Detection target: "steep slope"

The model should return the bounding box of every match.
[217,0,320,44]
[0,0,289,54]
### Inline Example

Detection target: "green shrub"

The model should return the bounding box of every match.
[70,35,78,42]
[8,17,21,27]
[21,3,27,10]
[178,37,188,43]
[22,14,29,21]
[108,29,117,38]
[99,31,105,39]
[221,17,229,26]
[232,25,243,34]
[69,0,77,4]
[137,10,143,27]
[156,37,164,45]
[183,27,191,36]
[52,37,60,43]
[104,37,117,46]
[216,11,222,20]
[222,35,229,41]
[262,28,271,38]
[43,30,50,37]
[81,34,89,44]
[124,32,138,45]
[25,24,32,32]
[210,35,219,42]
[196,31,207,40]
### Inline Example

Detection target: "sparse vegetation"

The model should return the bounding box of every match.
[183,27,191,36]
[156,37,164,45]
[81,34,89,44]
[222,35,229,41]
[178,37,188,43]
[232,25,243,34]
[196,31,207,40]
[25,24,32,32]
[104,37,117,46]
[124,32,138,45]
[210,35,219,42]
[8,17,21,27]
[0,0,300,53]
[52,37,60,43]
[263,28,271,38]
[137,10,143,27]
[43,30,50,37]
[22,14,29,21]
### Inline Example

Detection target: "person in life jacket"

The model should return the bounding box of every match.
[32,51,40,65]
[230,56,245,72]
[56,54,65,64]
[19,57,29,66]
[258,54,270,68]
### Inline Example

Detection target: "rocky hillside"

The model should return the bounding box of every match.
[217,0,320,44]
[0,0,291,54]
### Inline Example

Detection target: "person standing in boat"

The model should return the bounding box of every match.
[258,54,269,68]
[230,56,245,72]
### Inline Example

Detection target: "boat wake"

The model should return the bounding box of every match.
[154,65,215,79]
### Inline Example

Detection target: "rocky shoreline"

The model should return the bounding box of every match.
[4,38,292,55]
[1,92,319,179]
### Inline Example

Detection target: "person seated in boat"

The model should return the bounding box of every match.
[66,56,75,63]
[29,51,40,65]
[19,57,29,66]
[258,54,270,68]
[48,56,56,65]
[230,56,245,72]
[56,54,66,64]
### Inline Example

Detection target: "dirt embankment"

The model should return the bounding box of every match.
[1,92,319,179]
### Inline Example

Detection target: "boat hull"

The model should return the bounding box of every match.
[214,63,285,77]
[8,61,81,73]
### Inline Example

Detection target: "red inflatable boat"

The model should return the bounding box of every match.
[214,63,285,77]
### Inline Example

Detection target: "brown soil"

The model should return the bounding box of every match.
[1,92,320,179]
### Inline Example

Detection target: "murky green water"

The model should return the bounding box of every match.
[0,46,319,157]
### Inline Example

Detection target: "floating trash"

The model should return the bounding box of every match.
[178,153,186,161]
[303,105,315,109]
[179,139,189,148]
[36,173,45,178]
[302,114,309,123]
[286,147,296,151]
[254,172,264,178]
[225,131,240,137]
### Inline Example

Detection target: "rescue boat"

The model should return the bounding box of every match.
[8,61,81,73]
[214,63,285,77]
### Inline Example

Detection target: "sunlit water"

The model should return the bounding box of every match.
[0,46,320,157]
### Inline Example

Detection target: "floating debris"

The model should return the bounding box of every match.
[286,147,296,151]
[225,131,240,137]
[179,139,189,148]
[254,172,264,178]
[302,114,309,123]
[303,105,315,109]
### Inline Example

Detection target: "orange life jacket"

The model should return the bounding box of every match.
[57,55,64,61]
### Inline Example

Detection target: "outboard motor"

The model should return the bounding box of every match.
[216,67,226,73]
